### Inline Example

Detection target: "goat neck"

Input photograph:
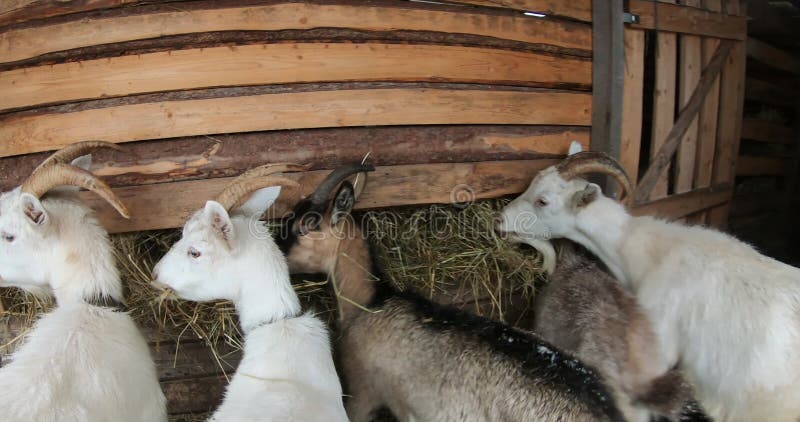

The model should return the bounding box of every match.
[327,221,379,324]
[570,196,631,285]
[232,218,301,334]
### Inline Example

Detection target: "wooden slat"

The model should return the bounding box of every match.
[708,0,746,228]
[736,156,788,176]
[590,0,625,168]
[649,9,678,200]
[0,43,591,112]
[689,0,723,225]
[675,7,702,194]
[81,160,557,233]
[632,185,732,220]
[447,0,592,21]
[0,88,592,158]
[620,28,645,183]
[629,0,747,40]
[741,118,795,144]
[0,125,590,190]
[0,0,140,27]
[0,2,592,65]
[634,40,735,204]
[746,38,800,76]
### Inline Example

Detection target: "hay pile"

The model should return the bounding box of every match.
[1,200,546,356]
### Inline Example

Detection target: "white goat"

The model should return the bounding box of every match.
[152,164,348,422]
[0,142,166,421]
[496,145,800,421]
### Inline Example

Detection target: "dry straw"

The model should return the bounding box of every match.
[1,200,545,359]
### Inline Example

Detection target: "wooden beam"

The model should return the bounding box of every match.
[619,29,646,183]
[634,40,735,204]
[0,43,591,112]
[648,9,678,200]
[0,2,592,65]
[632,185,732,220]
[746,38,800,76]
[675,5,703,194]
[736,156,788,176]
[0,0,140,27]
[708,0,746,228]
[81,159,558,233]
[741,118,795,144]
[0,125,590,190]
[628,0,747,40]
[446,0,592,21]
[0,87,592,158]
[591,0,625,165]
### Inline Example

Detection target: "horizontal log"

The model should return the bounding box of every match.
[447,0,592,21]
[632,185,732,220]
[0,125,590,190]
[80,159,558,233]
[0,0,143,27]
[629,1,746,40]
[0,2,591,64]
[0,87,592,158]
[0,43,591,112]
[736,156,788,176]
[741,118,795,144]
[746,38,800,76]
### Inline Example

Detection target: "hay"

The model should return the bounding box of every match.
[1,200,545,358]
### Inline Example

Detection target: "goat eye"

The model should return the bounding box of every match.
[187,247,201,259]
[535,198,549,207]
[2,233,14,242]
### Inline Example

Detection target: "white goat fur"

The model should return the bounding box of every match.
[0,182,166,421]
[153,190,347,422]
[497,153,800,421]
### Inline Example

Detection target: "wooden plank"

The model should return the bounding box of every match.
[446,0,592,21]
[708,0,746,228]
[632,185,732,220]
[0,125,590,190]
[629,0,747,40]
[746,38,800,76]
[741,118,795,144]
[735,156,788,176]
[675,7,703,194]
[620,28,645,183]
[0,87,592,158]
[649,9,678,200]
[745,78,797,107]
[0,2,592,65]
[0,43,591,112]
[80,159,558,233]
[634,40,735,204]
[0,0,140,27]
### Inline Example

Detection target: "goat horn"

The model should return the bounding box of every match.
[309,164,375,205]
[33,141,120,174]
[21,163,130,219]
[556,151,634,206]
[215,163,308,211]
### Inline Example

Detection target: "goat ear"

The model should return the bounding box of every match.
[572,183,600,209]
[239,186,281,217]
[19,193,48,226]
[568,141,583,156]
[204,201,235,244]
[331,182,356,226]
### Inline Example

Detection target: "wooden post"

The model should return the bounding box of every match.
[591,0,625,192]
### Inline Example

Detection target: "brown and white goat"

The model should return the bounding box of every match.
[276,164,625,422]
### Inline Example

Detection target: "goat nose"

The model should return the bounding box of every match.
[492,214,507,238]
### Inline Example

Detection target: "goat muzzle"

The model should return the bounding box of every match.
[556,151,634,206]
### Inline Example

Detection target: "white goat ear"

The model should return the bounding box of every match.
[572,183,600,209]
[204,201,235,244]
[70,154,92,171]
[19,193,48,226]
[239,186,281,216]
[568,141,583,156]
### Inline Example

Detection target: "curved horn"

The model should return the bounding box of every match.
[309,164,375,205]
[556,151,634,206]
[21,163,130,218]
[34,141,121,174]
[215,163,308,211]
